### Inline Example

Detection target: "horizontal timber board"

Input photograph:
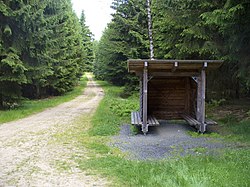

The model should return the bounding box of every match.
[181,114,201,125]
[148,72,200,77]
[148,98,186,101]
[205,119,217,125]
[148,103,186,107]
[148,95,187,98]
[149,106,186,109]
[128,59,223,73]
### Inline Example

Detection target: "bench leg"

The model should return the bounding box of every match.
[142,123,148,135]
[199,123,206,133]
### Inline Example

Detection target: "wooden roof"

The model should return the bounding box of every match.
[128,59,223,77]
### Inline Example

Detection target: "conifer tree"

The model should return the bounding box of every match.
[0,0,27,108]
[42,0,85,95]
[152,0,250,98]
[0,0,87,107]
[94,0,149,86]
[80,10,94,72]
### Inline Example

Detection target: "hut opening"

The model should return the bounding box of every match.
[128,59,223,134]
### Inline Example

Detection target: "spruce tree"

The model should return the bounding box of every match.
[80,10,94,72]
[0,0,87,107]
[0,0,27,108]
[43,0,85,95]
[94,0,149,86]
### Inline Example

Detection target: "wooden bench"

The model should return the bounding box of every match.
[181,114,201,127]
[131,111,142,125]
[205,119,217,125]
[131,111,160,126]
[181,114,217,126]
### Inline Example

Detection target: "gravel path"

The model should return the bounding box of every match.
[111,121,226,160]
[0,74,107,187]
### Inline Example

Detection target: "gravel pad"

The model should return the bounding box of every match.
[111,121,226,160]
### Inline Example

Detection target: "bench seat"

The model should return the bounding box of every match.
[131,111,160,126]
[181,113,217,126]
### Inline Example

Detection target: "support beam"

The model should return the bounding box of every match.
[142,61,148,134]
[149,72,200,77]
[139,77,143,119]
[196,69,206,132]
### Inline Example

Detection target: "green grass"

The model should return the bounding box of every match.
[221,118,250,143]
[187,131,222,138]
[78,149,250,187]
[228,119,250,142]
[73,81,250,187]
[0,75,88,124]
[89,81,139,136]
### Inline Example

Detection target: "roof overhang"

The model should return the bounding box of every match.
[128,59,223,77]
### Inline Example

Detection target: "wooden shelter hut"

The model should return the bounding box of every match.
[128,59,223,134]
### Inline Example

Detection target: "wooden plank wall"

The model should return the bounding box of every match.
[148,77,197,119]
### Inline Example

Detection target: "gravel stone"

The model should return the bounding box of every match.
[111,121,226,160]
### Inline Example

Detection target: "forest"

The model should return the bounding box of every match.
[0,1,250,186]
[0,0,93,109]
[0,0,250,109]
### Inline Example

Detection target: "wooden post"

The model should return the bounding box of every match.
[196,65,206,132]
[200,69,206,132]
[196,76,201,121]
[139,77,143,119]
[142,61,148,134]
[185,77,191,115]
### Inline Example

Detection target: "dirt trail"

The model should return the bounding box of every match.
[0,74,107,186]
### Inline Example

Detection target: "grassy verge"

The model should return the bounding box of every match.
[72,81,250,187]
[219,118,250,143]
[207,99,250,143]
[0,75,88,124]
[89,81,139,136]
[79,149,250,187]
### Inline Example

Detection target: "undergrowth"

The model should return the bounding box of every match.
[0,75,88,124]
[89,81,138,136]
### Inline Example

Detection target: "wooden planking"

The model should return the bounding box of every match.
[131,111,160,126]
[151,111,182,120]
[147,77,196,119]
[128,59,222,133]
[149,72,201,77]
[148,115,160,126]
[181,114,201,126]
[185,77,191,114]
[131,111,217,126]
[205,119,217,125]
[131,111,142,125]
[128,59,224,63]
[128,59,223,73]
